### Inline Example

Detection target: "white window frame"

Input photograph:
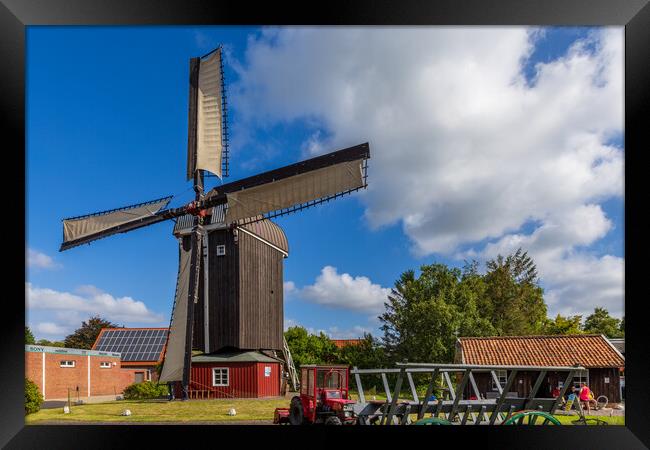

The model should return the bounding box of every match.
[100,361,112,368]
[491,370,507,391]
[572,369,589,388]
[212,367,229,387]
[216,245,226,256]
[60,360,75,368]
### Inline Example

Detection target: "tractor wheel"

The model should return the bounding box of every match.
[325,416,342,425]
[289,397,305,425]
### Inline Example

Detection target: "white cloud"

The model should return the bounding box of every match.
[283,281,297,298]
[26,283,165,338]
[462,204,624,317]
[296,266,391,314]
[232,27,624,317]
[326,325,371,339]
[284,318,371,338]
[34,322,68,336]
[284,317,298,331]
[27,248,60,269]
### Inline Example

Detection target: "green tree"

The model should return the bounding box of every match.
[337,333,387,393]
[64,316,121,349]
[482,249,547,335]
[583,307,623,338]
[380,263,495,366]
[542,314,583,335]
[619,316,625,335]
[337,333,386,369]
[35,339,65,347]
[284,326,338,369]
[25,326,35,345]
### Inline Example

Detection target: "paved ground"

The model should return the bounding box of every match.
[42,395,123,409]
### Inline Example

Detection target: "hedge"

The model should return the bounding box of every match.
[122,381,170,400]
[25,378,43,415]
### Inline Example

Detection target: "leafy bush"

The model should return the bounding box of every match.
[122,381,169,400]
[25,378,43,415]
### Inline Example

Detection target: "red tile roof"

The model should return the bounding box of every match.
[332,339,363,348]
[458,335,624,368]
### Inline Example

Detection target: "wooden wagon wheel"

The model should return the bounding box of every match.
[502,410,561,425]
[414,417,452,425]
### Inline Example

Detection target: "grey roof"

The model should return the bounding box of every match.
[608,338,625,355]
[191,350,282,363]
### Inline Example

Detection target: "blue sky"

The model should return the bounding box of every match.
[26,26,624,341]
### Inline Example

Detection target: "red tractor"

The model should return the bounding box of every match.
[274,364,356,425]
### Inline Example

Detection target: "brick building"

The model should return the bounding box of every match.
[25,345,139,400]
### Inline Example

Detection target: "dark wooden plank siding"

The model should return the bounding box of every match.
[206,229,240,351]
[589,368,621,403]
[238,230,284,350]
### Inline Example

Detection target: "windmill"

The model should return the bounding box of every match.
[59,46,370,399]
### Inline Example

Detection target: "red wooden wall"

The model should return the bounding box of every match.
[176,361,280,398]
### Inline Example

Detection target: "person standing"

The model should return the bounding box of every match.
[579,382,597,413]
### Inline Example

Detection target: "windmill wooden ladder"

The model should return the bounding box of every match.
[282,336,300,392]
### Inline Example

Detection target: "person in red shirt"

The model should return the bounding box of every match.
[579,383,597,413]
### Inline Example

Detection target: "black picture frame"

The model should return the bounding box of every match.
[3,0,648,448]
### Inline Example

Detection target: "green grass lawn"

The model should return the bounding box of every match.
[26,397,289,424]
[553,414,624,425]
[26,395,625,425]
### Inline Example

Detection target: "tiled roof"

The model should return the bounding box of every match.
[458,334,625,368]
[331,339,363,348]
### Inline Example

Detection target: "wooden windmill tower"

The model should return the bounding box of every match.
[59,46,370,398]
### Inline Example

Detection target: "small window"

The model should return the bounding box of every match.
[216,245,226,256]
[572,369,589,388]
[100,361,112,368]
[60,360,75,368]
[491,370,507,391]
[212,367,229,386]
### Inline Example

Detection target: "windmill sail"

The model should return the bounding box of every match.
[217,143,370,224]
[61,196,173,251]
[225,159,364,223]
[187,48,224,180]
[159,238,192,383]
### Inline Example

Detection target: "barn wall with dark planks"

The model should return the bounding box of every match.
[588,367,620,403]
[237,230,284,351]
[205,229,240,352]
[466,369,623,403]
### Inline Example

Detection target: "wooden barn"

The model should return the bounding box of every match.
[454,334,625,403]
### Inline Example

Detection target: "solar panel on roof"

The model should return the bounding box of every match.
[95,329,168,362]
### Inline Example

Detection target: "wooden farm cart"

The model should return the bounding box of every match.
[351,363,586,425]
